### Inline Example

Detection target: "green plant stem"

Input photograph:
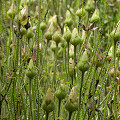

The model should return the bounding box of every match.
[46,112,49,120]
[37,0,41,119]
[79,71,84,108]
[12,77,16,119]
[113,40,117,120]
[58,100,61,118]
[68,112,72,120]
[67,42,69,82]
[92,68,97,120]
[54,43,58,90]
[74,46,77,82]
[46,41,49,89]
[29,79,32,120]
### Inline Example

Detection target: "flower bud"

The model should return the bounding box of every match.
[26,59,36,79]
[27,28,33,39]
[85,0,95,12]
[81,50,89,62]
[76,8,86,18]
[63,25,71,43]
[7,3,16,19]
[110,20,120,42]
[42,88,55,113]
[65,87,78,113]
[60,37,67,48]
[45,31,53,42]
[70,28,81,46]
[52,30,62,44]
[21,27,26,36]
[40,21,47,31]
[91,8,100,23]
[77,50,89,72]
[48,15,57,25]
[45,22,58,42]
[55,82,66,100]
[50,41,56,52]
[64,10,73,27]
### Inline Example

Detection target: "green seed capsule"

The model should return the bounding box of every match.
[52,30,61,44]
[110,20,120,42]
[40,21,47,31]
[77,50,89,72]
[45,31,53,42]
[26,59,36,79]
[55,83,66,100]
[91,8,100,23]
[65,87,78,113]
[42,88,55,113]
[21,27,26,36]
[26,69,36,79]
[64,10,73,27]
[27,28,33,39]
[7,4,16,19]
[85,0,95,12]
[70,28,81,46]
[50,41,56,52]
[76,8,86,18]
[64,19,73,27]
[63,25,71,43]
[77,61,89,72]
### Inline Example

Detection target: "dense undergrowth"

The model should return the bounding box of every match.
[0,0,120,120]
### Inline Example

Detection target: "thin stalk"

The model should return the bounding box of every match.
[68,112,72,120]
[79,71,84,108]
[67,42,69,82]
[12,76,16,119]
[46,112,49,120]
[37,0,41,119]
[92,68,97,120]
[113,40,117,120]
[75,71,85,120]
[58,100,61,118]
[29,79,33,120]
[46,41,49,89]
[53,43,58,90]
[74,46,77,82]
[18,73,27,120]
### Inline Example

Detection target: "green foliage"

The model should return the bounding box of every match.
[0,0,120,120]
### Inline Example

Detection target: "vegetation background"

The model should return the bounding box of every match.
[0,0,120,120]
